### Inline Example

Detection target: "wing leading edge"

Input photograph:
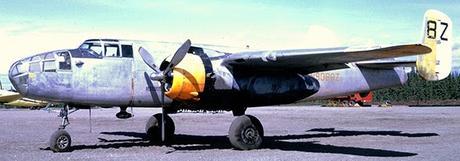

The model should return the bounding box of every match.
[223,44,431,73]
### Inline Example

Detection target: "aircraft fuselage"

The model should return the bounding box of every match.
[9,39,407,110]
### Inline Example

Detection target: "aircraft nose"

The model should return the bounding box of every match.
[8,60,28,95]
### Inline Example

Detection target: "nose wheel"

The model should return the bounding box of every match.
[49,129,71,152]
[228,115,264,150]
[49,105,76,152]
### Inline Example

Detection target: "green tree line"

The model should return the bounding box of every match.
[374,72,460,105]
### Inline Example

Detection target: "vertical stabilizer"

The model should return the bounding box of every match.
[417,9,453,81]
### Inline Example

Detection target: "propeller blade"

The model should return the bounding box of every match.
[139,47,160,73]
[163,39,191,73]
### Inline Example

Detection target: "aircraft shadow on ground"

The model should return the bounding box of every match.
[55,128,438,157]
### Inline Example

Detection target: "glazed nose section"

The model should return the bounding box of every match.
[8,60,29,95]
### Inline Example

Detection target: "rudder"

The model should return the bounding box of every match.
[416,9,453,81]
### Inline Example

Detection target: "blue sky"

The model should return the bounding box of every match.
[0,0,459,74]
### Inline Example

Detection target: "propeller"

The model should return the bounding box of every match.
[139,47,160,73]
[163,39,191,74]
[139,39,191,143]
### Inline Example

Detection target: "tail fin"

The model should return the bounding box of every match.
[416,9,453,81]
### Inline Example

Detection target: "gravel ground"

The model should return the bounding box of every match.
[0,106,460,161]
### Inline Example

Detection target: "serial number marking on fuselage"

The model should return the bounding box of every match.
[310,72,341,81]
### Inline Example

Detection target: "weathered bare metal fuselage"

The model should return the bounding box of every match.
[9,40,407,110]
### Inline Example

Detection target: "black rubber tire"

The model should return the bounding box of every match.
[49,129,72,152]
[232,107,247,116]
[116,111,133,119]
[228,115,264,150]
[145,113,175,143]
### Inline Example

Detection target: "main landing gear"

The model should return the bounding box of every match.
[143,107,264,150]
[143,108,264,150]
[145,113,175,143]
[229,107,264,150]
[228,115,264,150]
[49,105,75,152]
[48,106,264,151]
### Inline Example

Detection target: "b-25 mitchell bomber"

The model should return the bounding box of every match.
[8,10,453,152]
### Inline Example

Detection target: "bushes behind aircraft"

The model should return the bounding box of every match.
[374,72,460,105]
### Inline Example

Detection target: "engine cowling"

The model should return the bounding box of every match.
[164,54,206,101]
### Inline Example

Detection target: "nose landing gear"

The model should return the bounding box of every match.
[49,105,76,152]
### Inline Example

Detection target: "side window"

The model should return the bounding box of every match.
[57,52,71,70]
[17,60,29,74]
[105,44,120,57]
[121,45,133,58]
[11,62,27,76]
[43,53,57,72]
[29,56,41,73]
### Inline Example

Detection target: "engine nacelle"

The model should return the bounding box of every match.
[165,54,206,101]
[236,73,320,105]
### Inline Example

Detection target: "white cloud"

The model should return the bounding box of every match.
[0,26,83,74]
[303,25,343,48]
[0,24,346,74]
[191,25,344,51]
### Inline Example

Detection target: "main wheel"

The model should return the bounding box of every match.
[228,115,264,150]
[49,129,72,152]
[145,113,175,143]
[232,107,247,116]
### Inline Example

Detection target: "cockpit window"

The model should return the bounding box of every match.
[45,53,56,60]
[10,63,20,76]
[57,52,71,70]
[121,45,133,58]
[104,44,120,57]
[80,43,103,56]
[79,40,133,58]
[19,61,28,73]
[10,60,30,76]
[31,56,41,61]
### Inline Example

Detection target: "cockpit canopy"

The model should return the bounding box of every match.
[79,39,133,58]
[8,50,79,77]
[9,39,136,78]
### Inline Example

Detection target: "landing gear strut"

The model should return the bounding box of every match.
[145,113,175,143]
[228,115,264,150]
[49,105,75,152]
[116,106,133,119]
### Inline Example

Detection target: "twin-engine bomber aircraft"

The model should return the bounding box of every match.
[8,10,453,152]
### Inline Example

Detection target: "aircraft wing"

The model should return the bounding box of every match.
[0,90,21,103]
[222,44,430,73]
[356,60,416,69]
[4,98,48,107]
